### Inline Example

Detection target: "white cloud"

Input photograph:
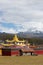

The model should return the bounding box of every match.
[21,22,43,32]
[0,0,43,33]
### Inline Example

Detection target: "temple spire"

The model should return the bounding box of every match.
[13,34,19,42]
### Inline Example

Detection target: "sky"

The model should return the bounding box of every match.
[0,0,43,33]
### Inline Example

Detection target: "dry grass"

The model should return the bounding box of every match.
[0,55,43,65]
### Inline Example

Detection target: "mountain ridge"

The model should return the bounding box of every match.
[17,30,43,38]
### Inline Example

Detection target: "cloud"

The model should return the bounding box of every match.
[22,22,43,32]
[0,0,43,33]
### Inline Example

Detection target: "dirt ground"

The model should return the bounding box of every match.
[0,55,43,65]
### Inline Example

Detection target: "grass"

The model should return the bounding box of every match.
[0,55,43,65]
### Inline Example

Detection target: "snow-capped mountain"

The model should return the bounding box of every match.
[17,30,43,38]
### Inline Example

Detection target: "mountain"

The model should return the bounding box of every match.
[17,30,43,38]
[0,30,43,40]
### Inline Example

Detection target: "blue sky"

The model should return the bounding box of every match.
[0,0,43,33]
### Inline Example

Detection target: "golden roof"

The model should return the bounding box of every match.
[2,43,14,46]
[6,35,25,42]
